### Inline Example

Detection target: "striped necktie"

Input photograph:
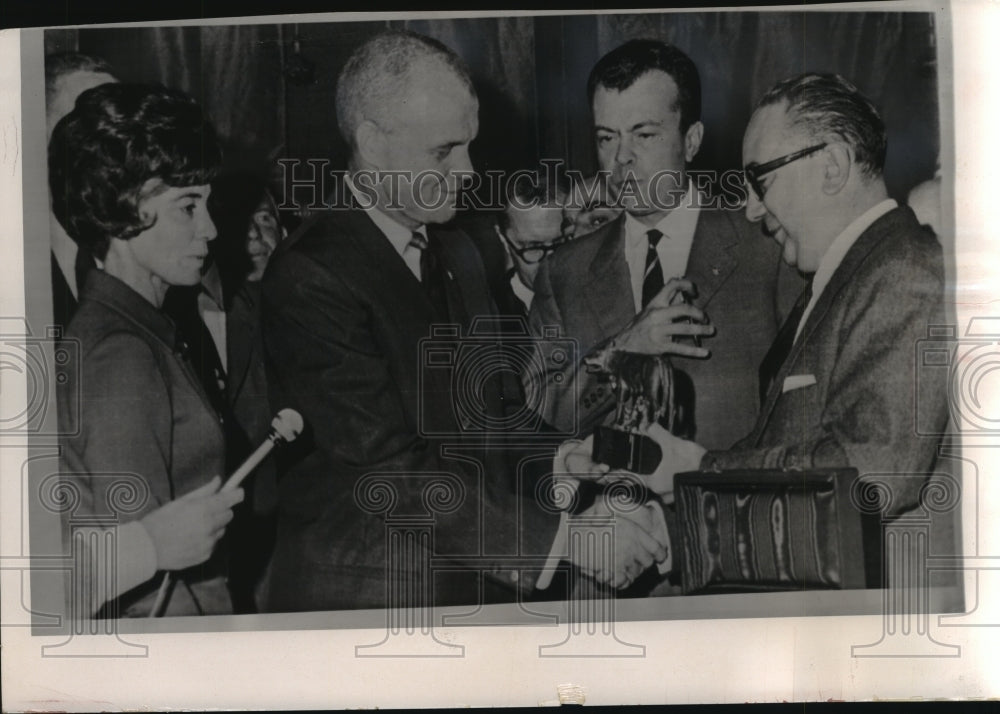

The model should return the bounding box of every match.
[409,231,449,319]
[641,229,665,309]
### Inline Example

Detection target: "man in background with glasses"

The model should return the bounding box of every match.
[629,73,949,517]
[493,173,576,316]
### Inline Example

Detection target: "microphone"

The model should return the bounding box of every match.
[222,408,304,493]
[149,408,304,618]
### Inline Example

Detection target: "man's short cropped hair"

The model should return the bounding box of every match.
[587,39,701,134]
[756,72,888,179]
[48,83,223,260]
[335,29,476,149]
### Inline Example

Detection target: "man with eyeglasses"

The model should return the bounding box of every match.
[624,73,948,516]
[493,173,576,315]
[528,39,800,454]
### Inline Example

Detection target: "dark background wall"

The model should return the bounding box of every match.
[46,11,940,203]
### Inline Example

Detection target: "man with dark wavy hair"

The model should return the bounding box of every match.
[45,52,118,332]
[529,39,800,457]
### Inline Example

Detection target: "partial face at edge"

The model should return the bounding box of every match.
[46,70,118,142]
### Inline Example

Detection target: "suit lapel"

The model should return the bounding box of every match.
[750,207,907,443]
[341,208,442,325]
[584,216,635,335]
[430,224,476,326]
[685,209,739,309]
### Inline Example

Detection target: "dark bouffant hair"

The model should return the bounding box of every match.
[49,83,222,259]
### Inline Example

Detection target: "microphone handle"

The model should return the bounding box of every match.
[150,432,278,617]
[221,434,277,493]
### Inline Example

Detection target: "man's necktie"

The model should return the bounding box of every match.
[641,229,665,309]
[409,231,450,320]
[758,281,814,404]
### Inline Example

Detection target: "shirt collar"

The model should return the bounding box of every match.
[346,172,426,257]
[624,182,701,248]
[509,270,534,310]
[50,213,80,297]
[199,261,225,309]
[795,198,897,341]
[811,198,897,300]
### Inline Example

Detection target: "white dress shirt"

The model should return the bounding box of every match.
[509,271,534,312]
[197,262,228,373]
[795,199,897,342]
[50,213,81,298]
[623,183,702,313]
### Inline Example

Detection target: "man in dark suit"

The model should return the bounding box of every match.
[261,31,668,612]
[636,73,949,515]
[529,40,800,452]
[45,53,118,333]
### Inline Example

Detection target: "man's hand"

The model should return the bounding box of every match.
[613,278,714,357]
[555,434,610,482]
[637,423,707,498]
[568,498,668,588]
[140,476,244,571]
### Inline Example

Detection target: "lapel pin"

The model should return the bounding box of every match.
[711,266,720,276]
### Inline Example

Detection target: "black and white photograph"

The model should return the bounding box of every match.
[2,1,998,707]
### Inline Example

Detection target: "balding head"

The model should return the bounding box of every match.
[335,30,479,228]
[336,30,476,152]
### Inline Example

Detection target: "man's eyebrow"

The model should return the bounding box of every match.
[628,120,664,132]
[595,120,664,134]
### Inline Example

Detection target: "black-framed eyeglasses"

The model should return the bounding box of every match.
[498,230,569,264]
[744,143,828,201]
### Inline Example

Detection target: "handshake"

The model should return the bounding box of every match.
[553,422,705,588]
[553,423,707,590]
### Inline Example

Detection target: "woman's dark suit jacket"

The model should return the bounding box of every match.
[58,270,230,617]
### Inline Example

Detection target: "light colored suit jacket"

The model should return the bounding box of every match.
[529,208,802,450]
[702,206,949,514]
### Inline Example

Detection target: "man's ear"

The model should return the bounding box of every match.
[354,119,386,168]
[683,121,704,163]
[821,143,852,195]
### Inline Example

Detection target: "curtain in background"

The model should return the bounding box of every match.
[64,24,286,179]
[48,11,938,201]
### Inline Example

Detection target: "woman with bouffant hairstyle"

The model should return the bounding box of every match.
[51,83,243,618]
